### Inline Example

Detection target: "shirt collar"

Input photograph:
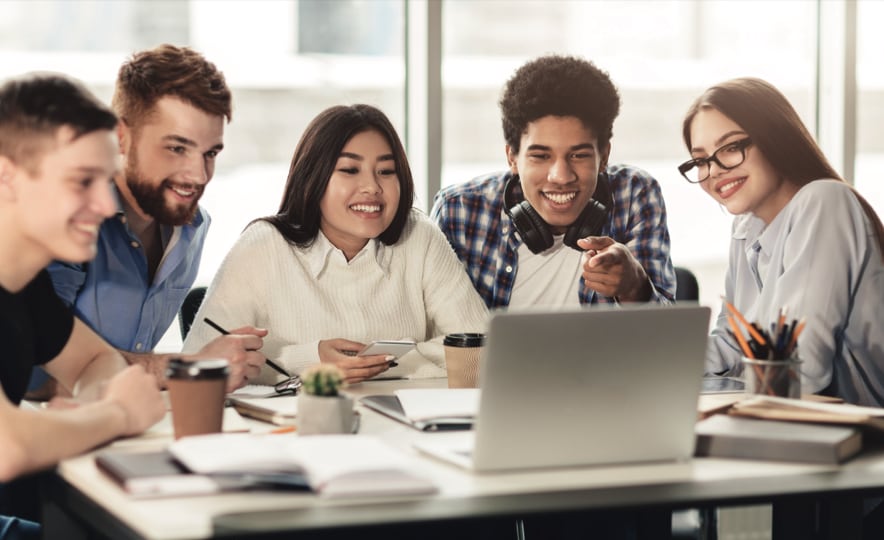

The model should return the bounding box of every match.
[306,230,389,279]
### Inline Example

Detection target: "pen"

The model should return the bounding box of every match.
[203,317,290,378]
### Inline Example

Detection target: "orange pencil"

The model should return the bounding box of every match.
[270,425,296,434]
[787,318,806,352]
[726,314,754,358]
[721,297,766,345]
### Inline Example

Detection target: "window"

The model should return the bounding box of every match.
[855,0,884,214]
[0,0,405,352]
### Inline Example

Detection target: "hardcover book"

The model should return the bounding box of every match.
[695,414,862,464]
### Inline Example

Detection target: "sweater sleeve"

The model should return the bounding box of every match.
[413,215,489,371]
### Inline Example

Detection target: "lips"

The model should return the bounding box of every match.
[714,177,746,198]
[164,181,203,200]
[350,203,382,213]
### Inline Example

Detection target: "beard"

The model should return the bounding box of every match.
[124,161,203,227]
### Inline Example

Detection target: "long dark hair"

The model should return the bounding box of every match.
[683,77,884,258]
[258,104,415,247]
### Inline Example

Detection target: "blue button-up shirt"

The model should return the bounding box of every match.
[48,189,210,352]
[430,165,675,308]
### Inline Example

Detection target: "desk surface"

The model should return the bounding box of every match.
[52,379,884,539]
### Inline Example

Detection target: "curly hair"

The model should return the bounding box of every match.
[500,55,620,152]
[112,44,232,129]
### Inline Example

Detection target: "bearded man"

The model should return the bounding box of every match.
[45,44,266,391]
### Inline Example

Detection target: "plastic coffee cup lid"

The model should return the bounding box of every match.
[166,358,229,380]
[443,333,486,347]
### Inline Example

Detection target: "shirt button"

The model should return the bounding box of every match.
[505,265,513,273]
[130,241,140,248]
[502,226,509,234]
[135,343,143,350]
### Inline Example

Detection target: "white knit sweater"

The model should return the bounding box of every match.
[182,210,488,383]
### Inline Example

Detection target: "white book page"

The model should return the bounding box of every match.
[745,396,884,416]
[169,433,436,497]
[231,395,298,415]
[229,384,279,398]
[394,388,479,421]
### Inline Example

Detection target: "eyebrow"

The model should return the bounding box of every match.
[338,152,395,161]
[691,130,747,154]
[525,143,595,152]
[162,134,224,153]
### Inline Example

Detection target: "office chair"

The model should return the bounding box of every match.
[178,286,207,340]
[674,266,700,302]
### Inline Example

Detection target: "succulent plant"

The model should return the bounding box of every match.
[301,364,346,397]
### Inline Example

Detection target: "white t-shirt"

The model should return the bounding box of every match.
[508,235,582,309]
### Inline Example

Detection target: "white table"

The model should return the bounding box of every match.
[44,380,884,539]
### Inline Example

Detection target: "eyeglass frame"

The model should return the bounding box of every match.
[678,137,753,184]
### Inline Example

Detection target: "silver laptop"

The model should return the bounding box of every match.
[415,304,711,472]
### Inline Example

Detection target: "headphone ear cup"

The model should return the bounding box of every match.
[563,199,608,251]
[509,201,553,254]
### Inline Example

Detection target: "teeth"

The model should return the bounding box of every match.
[171,187,194,197]
[74,223,99,234]
[544,192,577,204]
[718,179,745,193]
[351,204,381,213]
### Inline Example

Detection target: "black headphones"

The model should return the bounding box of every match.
[503,172,611,254]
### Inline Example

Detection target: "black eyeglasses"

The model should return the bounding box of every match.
[678,138,753,184]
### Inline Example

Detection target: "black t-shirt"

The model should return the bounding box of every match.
[0,270,74,404]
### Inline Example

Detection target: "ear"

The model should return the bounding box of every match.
[116,120,130,156]
[0,155,18,202]
[505,145,519,175]
[599,142,612,171]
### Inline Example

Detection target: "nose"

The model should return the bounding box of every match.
[181,155,210,186]
[547,157,575,184]
[359,171,382,194]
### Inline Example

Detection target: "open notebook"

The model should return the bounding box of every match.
[415,305,711,472]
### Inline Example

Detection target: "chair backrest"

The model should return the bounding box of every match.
[674,266,699,302]
[179,286,207,340]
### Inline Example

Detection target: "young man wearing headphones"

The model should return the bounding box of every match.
[432,55,676,308]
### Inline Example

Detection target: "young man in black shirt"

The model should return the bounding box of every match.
[0,73,165,538]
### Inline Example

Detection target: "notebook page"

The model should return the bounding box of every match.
[394,389,479,421]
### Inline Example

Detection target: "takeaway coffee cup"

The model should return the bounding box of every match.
[443,333,486,388]
[166,358,229,439]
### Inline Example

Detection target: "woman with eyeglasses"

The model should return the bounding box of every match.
[681,77,884,407]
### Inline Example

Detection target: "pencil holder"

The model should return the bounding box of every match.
[741,356,801,398]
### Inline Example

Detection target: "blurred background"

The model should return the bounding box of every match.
[1,0,880,353]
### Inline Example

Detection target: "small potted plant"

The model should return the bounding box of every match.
[297,364,355,435]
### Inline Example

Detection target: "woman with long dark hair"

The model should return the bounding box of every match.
[184,105,487,383]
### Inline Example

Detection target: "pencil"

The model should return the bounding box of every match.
[203,317,290,378]
[721,297,767,345]
[726,314,755,359]
[786,318,806,354]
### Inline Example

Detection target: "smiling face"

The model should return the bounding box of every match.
[117,96,224,226]
[13,126,119,265]
[507,115,609,234]
[689,108,798,224]
[319,129,401,259]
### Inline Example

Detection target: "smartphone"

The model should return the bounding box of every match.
[357,340,417,358]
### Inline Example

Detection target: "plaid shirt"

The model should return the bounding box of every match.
[430,165,675,308]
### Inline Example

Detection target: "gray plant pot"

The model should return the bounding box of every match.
[297,393,355,435]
